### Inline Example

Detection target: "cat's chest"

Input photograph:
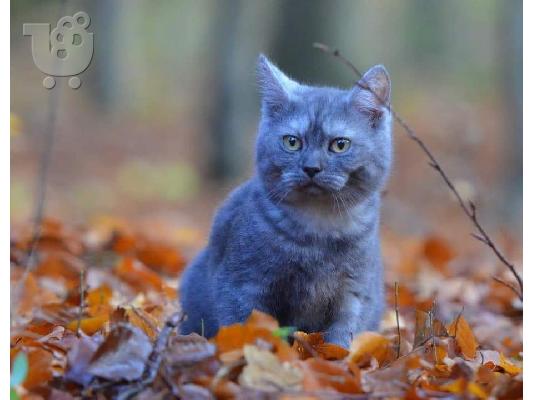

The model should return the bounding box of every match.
[259,256,347,330]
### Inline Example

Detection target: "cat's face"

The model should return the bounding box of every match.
[255,55,393,211]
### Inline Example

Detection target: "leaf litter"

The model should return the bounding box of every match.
[10,218,522,399]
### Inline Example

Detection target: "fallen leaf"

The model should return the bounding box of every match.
[65,333,103,386]
[165,334,216,366]
[423,236,455,273]
[238,345,302,391]
[292,332,349,360]
[66,315,108,336]
[86,285,113,317]
[114,257,165,293]
[20,347,54,390]
[298,357,361,394]
[498,353,521,375]
[448,316,478,359]
[348,332,390,366]
[87,324,152,381]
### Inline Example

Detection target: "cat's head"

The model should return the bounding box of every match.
[255,54,393,211]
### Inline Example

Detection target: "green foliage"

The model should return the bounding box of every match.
[272,326,297,341]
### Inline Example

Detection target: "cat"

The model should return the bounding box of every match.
[179,54,392,348]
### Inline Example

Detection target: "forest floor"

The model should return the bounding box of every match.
[10,217,522,399]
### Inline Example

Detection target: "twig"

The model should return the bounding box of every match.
[450,306,465,339]
[430,301,437,364]
[76,267,86,337]
[394,282,401,359]
[116,311,183,400]
[492,276,522,301]
[13,1,67,317]
[313,42,522,301]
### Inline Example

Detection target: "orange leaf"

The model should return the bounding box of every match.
[66,315,108,335]
[86,285,113,317]
[293,332,348,360]
[498,353,521,375]
[137,242,186,276]
[214,311,298,362]
[423,236,455,273]
[114,256,165,292]
[348,332,390,366]
[298,358,361,394]
[15,347,54,390]
[447,316,478,359]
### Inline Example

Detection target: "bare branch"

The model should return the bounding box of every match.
[394,282,401,359]
[76,267,86,337]
[116,311,184,400]
[313,42,522,300]
[492,276,522,301]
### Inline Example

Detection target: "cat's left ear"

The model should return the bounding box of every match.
[349,65,391,124]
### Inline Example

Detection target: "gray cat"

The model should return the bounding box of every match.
[179,54,392,348]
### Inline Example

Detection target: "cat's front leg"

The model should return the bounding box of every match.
[323,290,383,348]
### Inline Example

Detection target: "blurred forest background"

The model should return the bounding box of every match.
[11,0,522,257]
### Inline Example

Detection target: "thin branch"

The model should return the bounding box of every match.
[394,282,401,359]
[76,266,86,337]
[313,42,522,300]
[116,311,184,400]
[12,1,67,318]
[450,306,465,339]
[492,276,522,301]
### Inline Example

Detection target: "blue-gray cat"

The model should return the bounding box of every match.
[180,54,392,348]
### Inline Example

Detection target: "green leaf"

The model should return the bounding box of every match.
[272,326,296,341]
[10,352,28,387]
[10,388,20,400]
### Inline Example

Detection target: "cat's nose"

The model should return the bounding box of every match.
[303,166,322,178]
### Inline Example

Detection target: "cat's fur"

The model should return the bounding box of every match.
[179,54,392,347]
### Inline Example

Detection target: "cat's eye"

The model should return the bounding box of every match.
[283,135,302,151]
[329,138,351,153]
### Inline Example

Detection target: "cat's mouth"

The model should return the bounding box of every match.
[298,182,327,196]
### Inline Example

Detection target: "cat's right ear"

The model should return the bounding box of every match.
[257,54,297,116]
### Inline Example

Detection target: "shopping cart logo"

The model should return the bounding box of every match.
[23,11,93,90]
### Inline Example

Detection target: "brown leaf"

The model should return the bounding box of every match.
[17,347,54,390]
[65,333,103,386]
[347,332,390,366]
[448,316,478,359]
[292,332,349,360]
[87,324,152,381]
[214,310,298,362]
[66,315,108,336]
[298,357,361,394]
[111,231,186,276]
[423,236,455,273]
[113,256,169,294]
[86,285,113,317]
[165,334,216,366]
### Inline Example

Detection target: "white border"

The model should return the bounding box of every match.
[523,0,530,394]
[4,0,11,390]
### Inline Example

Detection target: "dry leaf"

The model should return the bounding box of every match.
[238,345,302,391]
[448,316,478,359]
[423,236,455,272]
[348,332,390,366]
[87,324,152,381]
[298,357,361,394]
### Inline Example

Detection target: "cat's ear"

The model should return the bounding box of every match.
[349,65,391,126]
[257,54,298,115]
